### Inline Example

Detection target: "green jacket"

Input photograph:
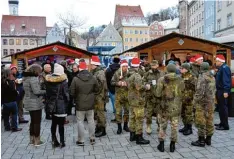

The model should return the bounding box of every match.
[191,63,201,78]
[182,72,197,103]
[111,68,128,94]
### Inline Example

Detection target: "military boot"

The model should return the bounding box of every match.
[117,123,122,134]
[123,122,130,132]
[157,141,164,152]
[146,124,152,134]
[130,132,136,141]
[205,136,212,146]
[136,134,150,145]
[179,125,187,133]
[95,127,106,137]
[191,136,205,147]
[183,124,193,136]
[170,141,175,152]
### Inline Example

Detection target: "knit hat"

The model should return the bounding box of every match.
[79,62,87,70]
[216,54,225,63]
[190,57,195,64]
[200,62,210,71]
[167,63,177,73]
[194,54,203,61]
[131,57,140,67]
[53,63,65,76]
[10,64,17,70]
[91,56,101,66]
[181,63,190,71]
[150,60,158,66]
[120,60,128,67]
[113,56,120,63]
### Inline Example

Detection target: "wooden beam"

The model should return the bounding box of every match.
[227,48,231,67]
[25,56,28,68]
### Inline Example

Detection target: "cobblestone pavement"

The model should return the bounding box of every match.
[2,102,234,159]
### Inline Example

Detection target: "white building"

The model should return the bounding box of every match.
[46,23,65,44]
[160,18,180,35]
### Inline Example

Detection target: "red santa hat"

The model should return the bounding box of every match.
[10,64,17,70]
[79,62,87,70]
[194,54,203,61]
[131,57,140,67]
[190,57,195,64]
[216,54,225,63]
[120,60,128,67]
[91,56,101,66]
[67,59,75,65]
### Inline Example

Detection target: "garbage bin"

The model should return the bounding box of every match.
[228,88,234,117]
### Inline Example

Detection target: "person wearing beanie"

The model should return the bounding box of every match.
[90,56,108,137]
[214,54,231,131]
[191,62,216,147]
[128,57,150,145]
[70,61,99,146]
[143,60,164,134]
[155,63,185,152]
[45,63,69,148]
[191,54,203,77]
[179,63,197,136]
[105,56,120,121]
[111,59,130,135]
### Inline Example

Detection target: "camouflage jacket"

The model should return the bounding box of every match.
[138,63,150,77]
[191,63,201,78]
[155,73,185,116]
[181,72,197,103]
[91,66,108,102]
[111,68,128,94]
[127,68,146,107]
[193,71,216,106]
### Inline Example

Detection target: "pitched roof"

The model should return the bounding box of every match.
[160,18,179,30]
[1,15,46,37]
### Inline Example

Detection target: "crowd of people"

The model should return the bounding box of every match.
[1,53,231,153]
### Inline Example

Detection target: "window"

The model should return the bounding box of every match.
[10,49,14,54]
[199,14,201,21]
[23,39,28,45]
[38,39,42,45]
[3,39,8,45]
[3,49,8,56]
[130,30,133,34]
[202,11,204,19]
[227,0,232,6]
[130,38,132,42]
[155,31,158,35]
[125,38,128,42]
[202,25,204,33]
[140,30,143,34]
[16,39,21,45]
[30,39,35,45]
[136,38,138,42]
[145,30,148,34]
[125,30,128,34]
[9,39,14,45]
[141,38,143,42]
[135,30,138,34]
[218,0,222,11]
[196,3,198,10]
[227,13,232,27]
[125,46,128,50]
[159,31,162,35]
[217,19,221,30]
[16,49,20,52]
[112,42,116,46]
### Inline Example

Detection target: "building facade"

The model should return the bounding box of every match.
[204,0,216,40]
[46,23,65,44]
[188,0,205,38]
[215,0,234,37]
[149,21,164,40]
[161,18,180,35]
[179,0,189,35]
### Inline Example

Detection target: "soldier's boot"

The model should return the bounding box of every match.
[95,126,99,134]
[179,125,187,133]
[170,141,175,152]
[95,127,106,137]
[205,136,212,146]
[52,135,60,148]
[136,134,150,145]
[146,124,152,134]
[117,123,122,134]
[123,122,130,132]
[130,132,136,141]
[191,136,205,147]
[183,124,193,136]
[157,141,164,152]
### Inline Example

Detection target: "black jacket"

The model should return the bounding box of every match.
[1,79,18,104]
[105,63,120,94]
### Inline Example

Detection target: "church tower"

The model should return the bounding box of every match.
[9,0,19,15]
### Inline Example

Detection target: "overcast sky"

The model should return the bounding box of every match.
[1,0,178,32]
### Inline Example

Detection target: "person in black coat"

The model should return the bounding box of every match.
[45,63,69,148]
[166,53,181,66]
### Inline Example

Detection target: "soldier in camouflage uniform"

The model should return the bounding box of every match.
[111,60,130,134]
[90,56,108,137]
[179,63,197,136]
[191,54,203,78]
[128,57,150,145]
[138,57,151,77]
[191,62,216,147]
[144,60,164,134]
[155,64,185,152]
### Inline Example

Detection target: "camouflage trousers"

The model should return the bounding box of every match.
[158,113,180,142]
[181,102,194,125]
[146,98,159,125]
[115,92,129,123]
[195,104,214,137]
[94,99,106,128]
[129,106,144,135]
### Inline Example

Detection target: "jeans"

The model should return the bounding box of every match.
[77,110,95,142]
[109,92,115,113]
[51,115,65,143]
[29,110,42,137]
[2,101,18,129]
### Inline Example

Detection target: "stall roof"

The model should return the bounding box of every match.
[123,32,234,53]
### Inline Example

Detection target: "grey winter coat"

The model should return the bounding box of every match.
[23,72,46,111]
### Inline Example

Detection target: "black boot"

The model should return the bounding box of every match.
[191,136,205,147]
[123,122,130,132]
[52,135,60,148]
[130,132,136,141]
[205,136,212,146]
[170,141,175,152]
[157,141,164,152]
[59,130,65,148]
[183,124,193,136]
[179,125,187,133]
[136,134,150,145]
[95,127,106,137]
[117,123,122,134]
[95,126,99,134]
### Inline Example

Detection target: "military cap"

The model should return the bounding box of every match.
[167,63,177,73]
[181,63,190,71]
[200,62,210,71]
[150,60,159,66]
